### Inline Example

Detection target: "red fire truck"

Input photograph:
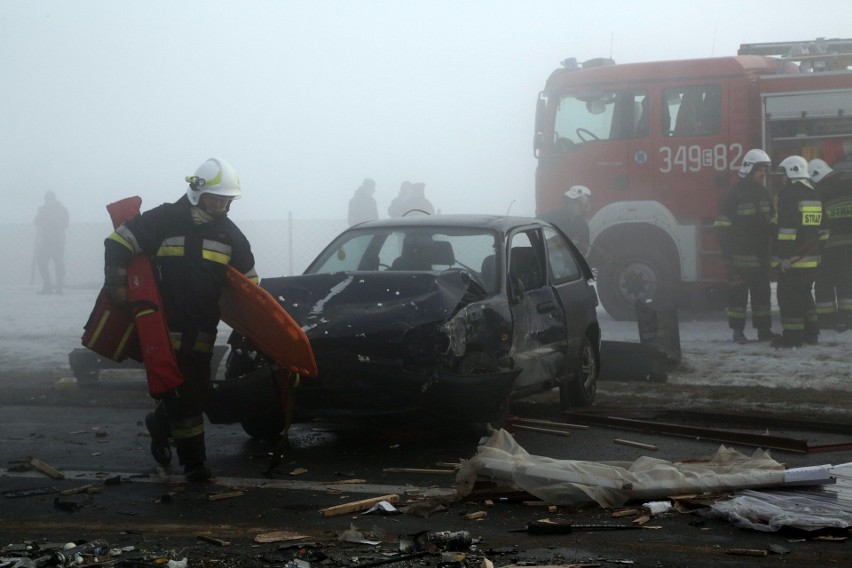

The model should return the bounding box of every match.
[534,38,852,320]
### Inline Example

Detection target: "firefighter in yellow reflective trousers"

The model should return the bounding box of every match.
[771,156,829,348]
[810,159,852,333]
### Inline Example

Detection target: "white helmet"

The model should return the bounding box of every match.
[808,158,834,184]
[564,185,591,200]
[779,155,812,181]
[738,149,771,178]
[185,158,242,205]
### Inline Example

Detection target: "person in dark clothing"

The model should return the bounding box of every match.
[771,155,829,348]
[102,158,257,482]
[387,181,434,217]
[809,159,852,332]
[347,178,379,226]
[714,149,778,343]
[33,191,69,294]
[537,185,591,256]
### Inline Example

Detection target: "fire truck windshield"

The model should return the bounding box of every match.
[553,90,648,149]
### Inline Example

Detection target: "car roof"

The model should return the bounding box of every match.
[349,214,549,232]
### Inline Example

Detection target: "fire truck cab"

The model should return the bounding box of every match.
[534,38,852,320]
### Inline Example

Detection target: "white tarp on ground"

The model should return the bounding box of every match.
[709,463,852,532]
[455,429,787,508]
[709,489,852,532]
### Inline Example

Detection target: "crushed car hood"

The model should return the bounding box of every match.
[260,270,477,340]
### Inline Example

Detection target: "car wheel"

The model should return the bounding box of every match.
[559,336,598,410]
[241,410,286,440]
[596,246,678,321]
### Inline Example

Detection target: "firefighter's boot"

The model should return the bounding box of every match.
[184,462,213,483]
[172,416,211,482]
[145,411,172,466]
[732,330,748,344]
[757,328,780,342]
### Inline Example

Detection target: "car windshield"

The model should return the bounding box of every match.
[307,226,500,294]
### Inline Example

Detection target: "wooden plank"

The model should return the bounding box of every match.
[513,417,589,430]
[319,494,399,517]
[513,424,572,437]
[614,438,659,451]
[382,467,454,475]
[29,458,64,480]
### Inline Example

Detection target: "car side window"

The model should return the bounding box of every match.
[508,230,546,291]
[543,227,581,283]
[663,84,721,137]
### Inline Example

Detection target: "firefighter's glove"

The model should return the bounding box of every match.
[103,266,129,310]
[779,259,792,272]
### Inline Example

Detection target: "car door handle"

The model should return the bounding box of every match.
[536,301,556,314]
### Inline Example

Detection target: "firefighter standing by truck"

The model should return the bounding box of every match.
[809,159,852,332]
[538,185,592,257]
[102,158,257,482]
[771,156,829,348]
[714,149,779,343]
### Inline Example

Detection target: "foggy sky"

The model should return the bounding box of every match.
[3,0,851,225]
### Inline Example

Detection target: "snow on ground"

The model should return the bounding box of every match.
[602,309,852,393]
[2,282,851,417]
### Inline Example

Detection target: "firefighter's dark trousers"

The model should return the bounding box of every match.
[151,348,213,467]
[815,245,852,329]
[726,266,772,332]
[777,268,818,343]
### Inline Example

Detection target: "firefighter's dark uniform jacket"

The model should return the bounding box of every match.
[714,177,775,333]
[771,180,828,269]
[104,195,257,338]
[771,179,828,342]
[714,178,774,267]
[818,172,852,253]
[815,172,852,326]
[104,195,257,467]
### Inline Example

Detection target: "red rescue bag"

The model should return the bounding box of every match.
[81,196,183,396]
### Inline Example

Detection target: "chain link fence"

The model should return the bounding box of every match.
[0,216,348,290]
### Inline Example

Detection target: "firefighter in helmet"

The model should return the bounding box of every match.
[538,185,592,256]
[102,158,257,482]
[809,158,852,332]
[714,149,778,343]
[770,155,829,348]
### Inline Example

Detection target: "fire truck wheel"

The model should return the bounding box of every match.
[596,246,678,321]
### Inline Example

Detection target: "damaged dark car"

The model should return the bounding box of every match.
[224,215,600,431]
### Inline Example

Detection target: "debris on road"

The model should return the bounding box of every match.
[382,467,455,474]
[196,534,231,547]
[207,490,245,501]
[510,518,643,534]
[253,530,310,544]
[725,548,768,557]
[319,493,400,517]
[456,428,822,508]
[27,457,64,480]
[361,500,400,515]
[2,486,60,498]
[613,438,658,451]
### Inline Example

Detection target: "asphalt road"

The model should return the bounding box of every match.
[2,373,852,567]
